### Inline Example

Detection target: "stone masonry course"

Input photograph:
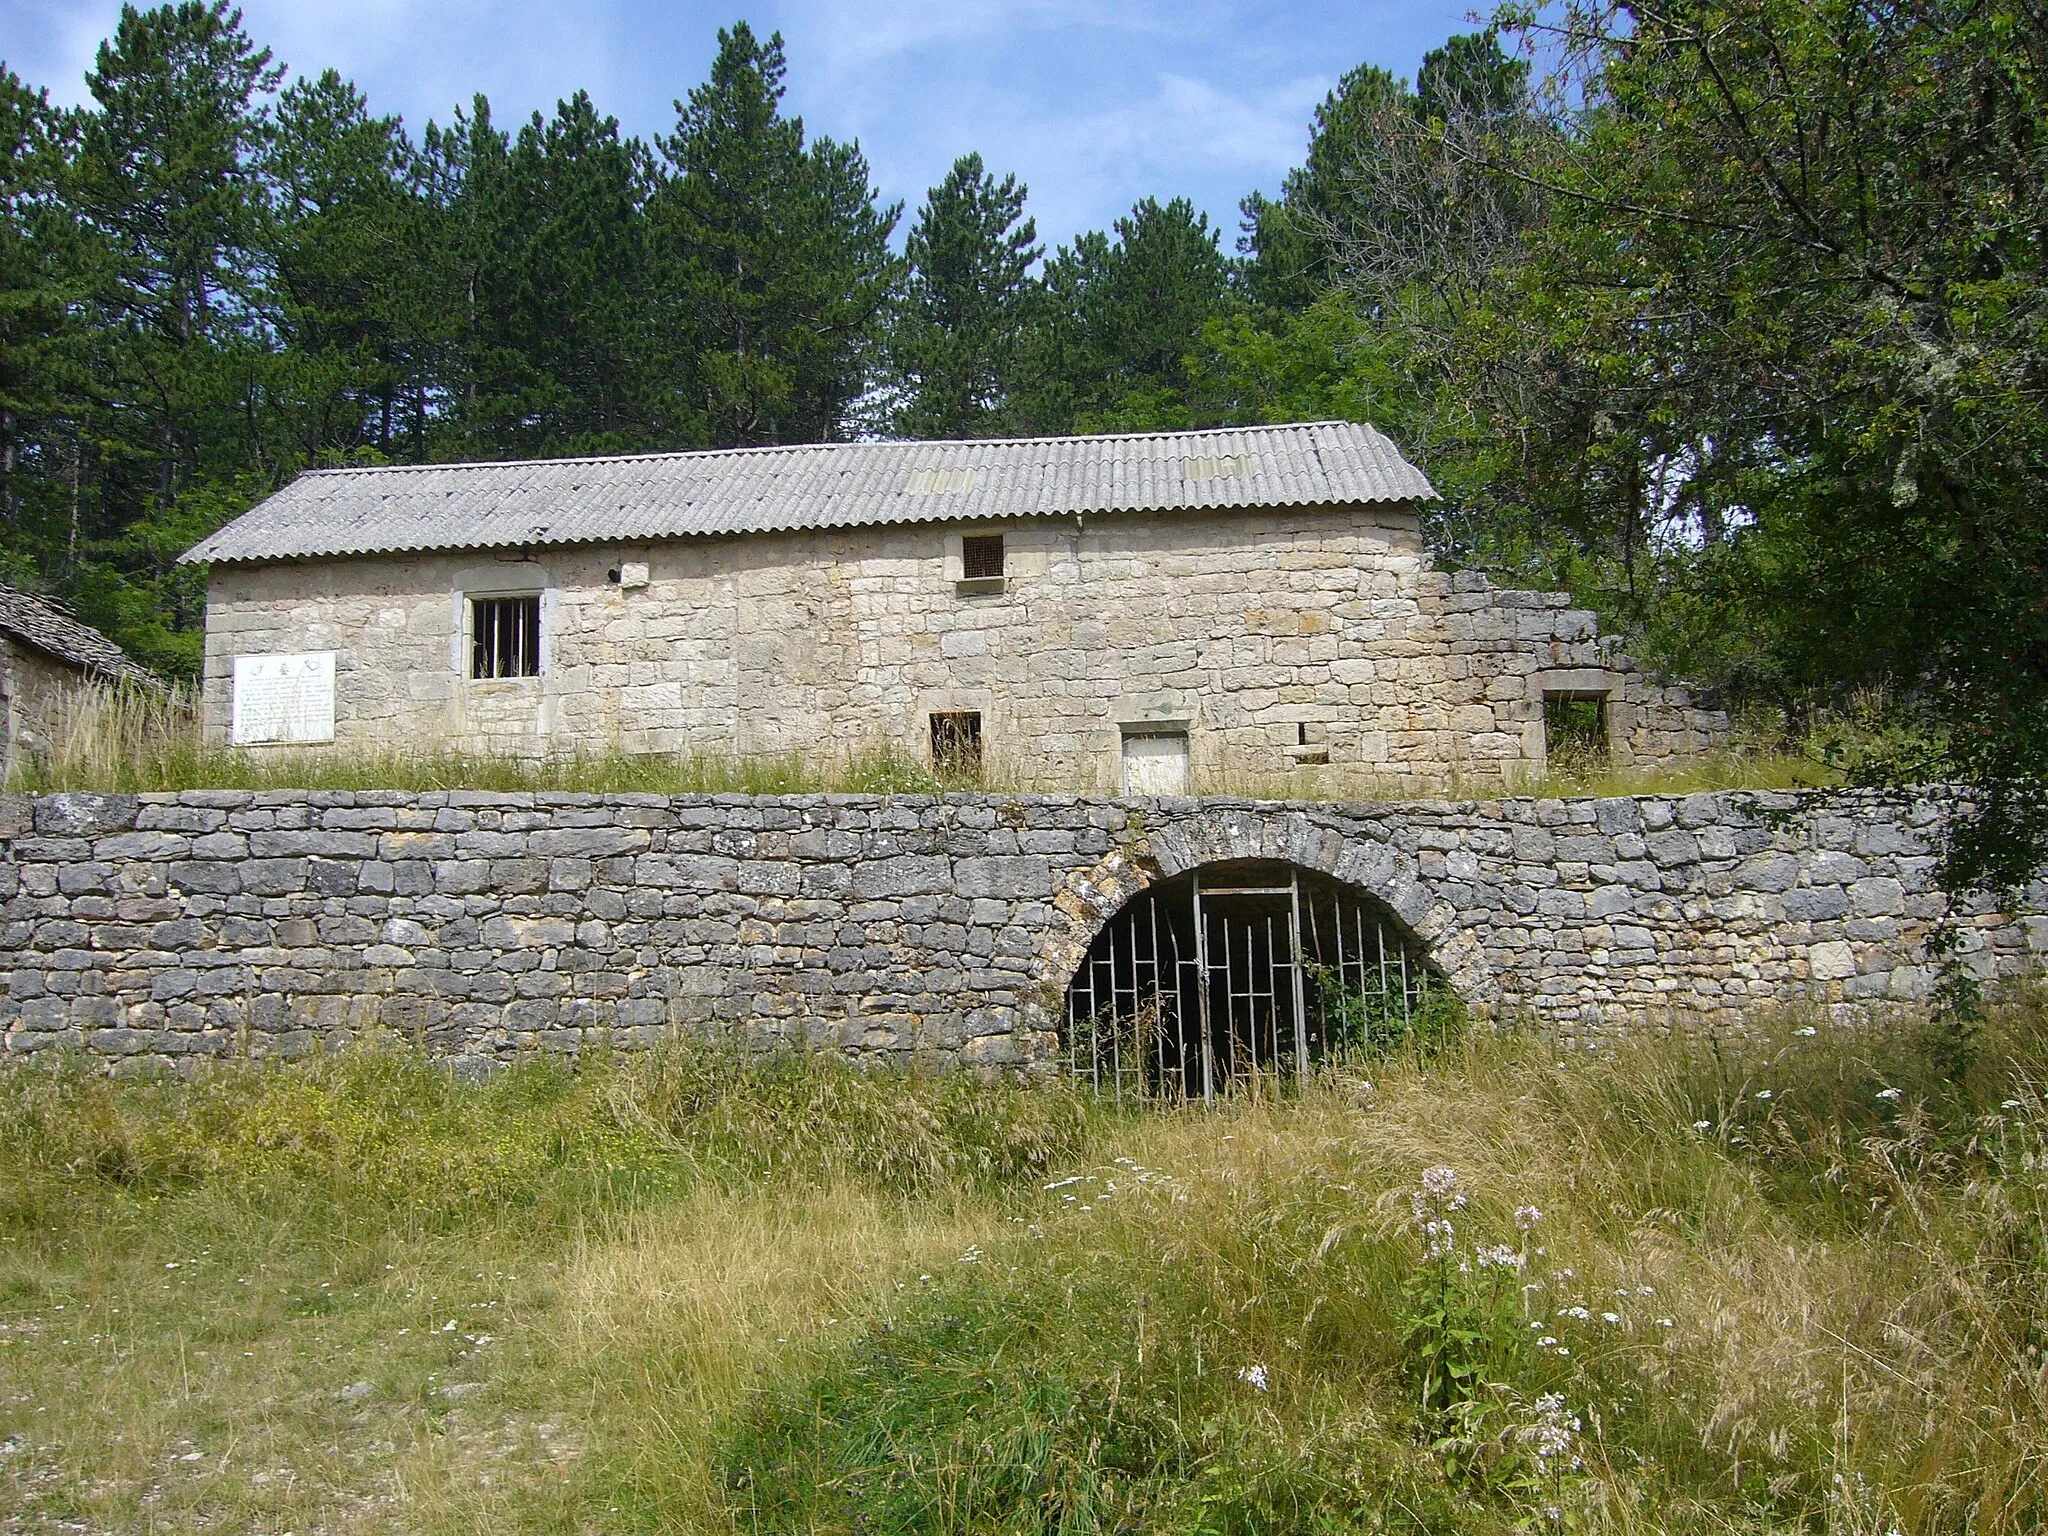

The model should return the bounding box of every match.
[1,788,2040,1076]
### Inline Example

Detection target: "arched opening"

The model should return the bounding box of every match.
[1063,859,1444,1102]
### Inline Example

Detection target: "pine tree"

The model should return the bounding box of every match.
[1238,63,1406,312]
[1020,196,1230,432]
[60,1,285,669]
[649,23,899,446]
[417,96,514,458]
[889,153,1038,439]
[0,69,84,582]
[264,68,418,460]
[486,92,663,454]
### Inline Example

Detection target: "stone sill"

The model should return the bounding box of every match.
[954,577,1007,597]
[467,676,544,691]
[1283,745,1330,765]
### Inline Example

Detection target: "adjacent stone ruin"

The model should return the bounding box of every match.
[0,787,2040,1075]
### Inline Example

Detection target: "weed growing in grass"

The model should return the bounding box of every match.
[1400,1165,1533,1420]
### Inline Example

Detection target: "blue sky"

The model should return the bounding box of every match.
[5,0,1478,252]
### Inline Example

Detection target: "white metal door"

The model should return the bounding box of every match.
[1121,731,1189,795]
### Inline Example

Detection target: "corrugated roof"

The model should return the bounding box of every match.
[180,421,1437,565]
[0,586,157,685]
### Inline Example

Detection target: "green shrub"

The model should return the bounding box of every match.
[1310,965,1467,1062]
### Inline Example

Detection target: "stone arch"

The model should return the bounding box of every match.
[1045,806,1497,1013]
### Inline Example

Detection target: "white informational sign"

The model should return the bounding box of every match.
[1122,731,1189,796]
[231,651,336,746]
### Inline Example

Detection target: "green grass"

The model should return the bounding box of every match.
[5,1000,2047,1532]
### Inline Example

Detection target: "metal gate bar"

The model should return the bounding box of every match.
[1064,861,1438,1100]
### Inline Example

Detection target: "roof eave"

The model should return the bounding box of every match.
[181,487,1440,567]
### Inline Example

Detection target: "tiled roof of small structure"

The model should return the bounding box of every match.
[0,586,156,685]
[180,421,1437,565]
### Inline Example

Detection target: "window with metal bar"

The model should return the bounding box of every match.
[471,595,541,679]
[961,534,1005,580]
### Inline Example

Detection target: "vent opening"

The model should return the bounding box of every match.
[961,533,1005,581]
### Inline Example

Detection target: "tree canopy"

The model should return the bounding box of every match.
[1,1,2041,883]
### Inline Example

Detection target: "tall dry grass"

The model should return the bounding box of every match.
[5,1005,2045,1531]
[13,680,1831,803]
[8,681,993,796]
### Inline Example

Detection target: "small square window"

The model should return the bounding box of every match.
[961,534,1005,581]
[1543,692,1610,764]
[930,711,983,777]
[472,594,541,679]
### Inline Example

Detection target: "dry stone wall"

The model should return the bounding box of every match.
[0,789,2038,1075]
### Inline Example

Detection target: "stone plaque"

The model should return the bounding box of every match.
[231,651,336,746]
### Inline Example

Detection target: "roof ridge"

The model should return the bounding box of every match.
[296,421,1380,478]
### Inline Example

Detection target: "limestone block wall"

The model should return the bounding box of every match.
[0,639,91,778]
[199,505,1723,789]
[0,788,2037,1076]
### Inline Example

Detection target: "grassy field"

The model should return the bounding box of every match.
[9,682,1831,802]
[5,999,2046,1534]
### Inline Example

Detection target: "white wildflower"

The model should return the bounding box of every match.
[1876,1087,1902,1102]
[1237,1363,1269,1392]
[1693,1120,1713,1132]
[1514,1205,1542,1231]
[1412,1167,1464,1259]
[1601,1312,1621,1324]
[2002,1099,2024,1111]
[1655,1318,1674,1327]
[1559,1306,1592,1321]
[1794,1026,1817,1037]
[1476,1244,1525,1272]
[1518,1393,1584,1471]
[1755,1089,1773,1100]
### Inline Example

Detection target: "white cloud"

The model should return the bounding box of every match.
[4,0,1473,245]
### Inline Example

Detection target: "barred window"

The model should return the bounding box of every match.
[961,534,1005,580]
[471,595,541,679]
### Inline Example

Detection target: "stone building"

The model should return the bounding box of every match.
[0,586,158,776]
[183,422,1724,790]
